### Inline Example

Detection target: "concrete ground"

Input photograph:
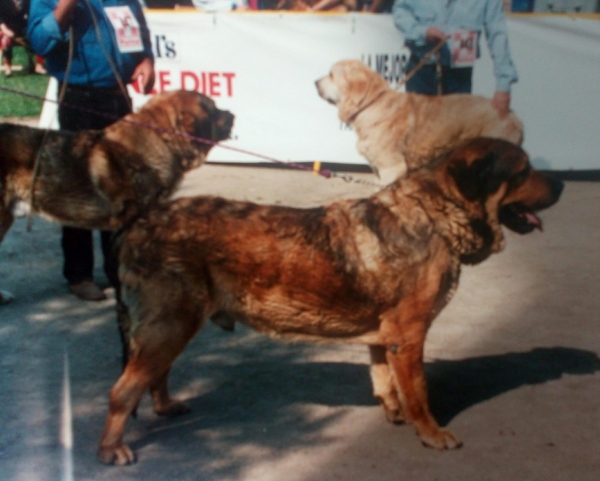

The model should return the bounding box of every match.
[0,163,599,481]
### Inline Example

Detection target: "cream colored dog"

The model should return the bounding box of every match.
[316,59,524,184]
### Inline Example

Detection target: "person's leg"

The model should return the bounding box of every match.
[62,226,106,300]
[404,56,438,95]
[101,230,119,289]
[61,227,94,284]
[58,88,97,298]
[34,55,46,74]
[2,43,13,77]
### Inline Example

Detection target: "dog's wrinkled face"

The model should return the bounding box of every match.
[447,138,563,235]
[168,90,234,158]
[316,59,388,123]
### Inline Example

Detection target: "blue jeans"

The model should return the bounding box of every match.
[405,55,473,95]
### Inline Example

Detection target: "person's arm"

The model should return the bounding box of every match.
[483,0,518,114]
[129,0,155,93]
[27,0,72,56]
[132,56,155,94]
[392,0,431,47]
[53,0,79,31]
[0,23,15,37]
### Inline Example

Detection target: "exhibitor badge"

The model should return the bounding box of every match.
[104,6,143,53]
[450,30,477,68]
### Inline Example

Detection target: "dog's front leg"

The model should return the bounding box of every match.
[150,368,191,417]
[379,262,462,450]
[97,362,150,465]
[382,307,462,450]
[369,345,405,424]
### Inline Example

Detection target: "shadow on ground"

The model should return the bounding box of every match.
[427,347,600,426]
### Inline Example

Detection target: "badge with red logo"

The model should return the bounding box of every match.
[104,6,143,53]
[450,30,477,68]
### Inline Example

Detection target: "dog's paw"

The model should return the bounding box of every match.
[0,290,15,305]
[419,428,463,450]
[154,400,191,417]
[97,444,137,465]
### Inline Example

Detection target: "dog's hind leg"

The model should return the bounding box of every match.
[97,356,152,465]
[98,292,207,465]
[150,367,191,417]
[369,345,405,424]
[116,298,132,370]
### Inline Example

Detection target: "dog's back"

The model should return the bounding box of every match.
[410,92,524,145]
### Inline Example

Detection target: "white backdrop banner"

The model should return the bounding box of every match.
[40,12,599,171]
[137,12,409,165]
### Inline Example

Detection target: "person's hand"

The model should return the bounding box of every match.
[54,0,80,31]
[492,90,511,118]
[132,57,155,94]
[425,27,446,44]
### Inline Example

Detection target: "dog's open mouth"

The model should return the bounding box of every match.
[499,202,543,234]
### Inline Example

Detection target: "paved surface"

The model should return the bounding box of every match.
[1,164,599,481]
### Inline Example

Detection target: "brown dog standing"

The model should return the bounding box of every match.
[99,138,562,464]
[0,90,234,304]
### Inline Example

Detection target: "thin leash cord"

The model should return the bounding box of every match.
[26,26,74,232]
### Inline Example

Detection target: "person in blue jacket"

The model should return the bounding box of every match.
[28,0,155,301]
[393,0,518,117]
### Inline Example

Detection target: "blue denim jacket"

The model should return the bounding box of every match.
[392,0,518,91]
[28,0,153,87]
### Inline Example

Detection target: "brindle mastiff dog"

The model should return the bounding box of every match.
[99,138,563,464]
[0,90,234,304]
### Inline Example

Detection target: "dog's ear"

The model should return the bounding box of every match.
[447,152,513,202]
[178,110,198,136]
[338,67,369,123]
[338,63,387,123]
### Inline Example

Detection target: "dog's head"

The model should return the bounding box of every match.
[129,90,234,168]
[315,59,389,123]
[439,138,563,264]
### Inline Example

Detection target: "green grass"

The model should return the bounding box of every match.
[0,46,49,117]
